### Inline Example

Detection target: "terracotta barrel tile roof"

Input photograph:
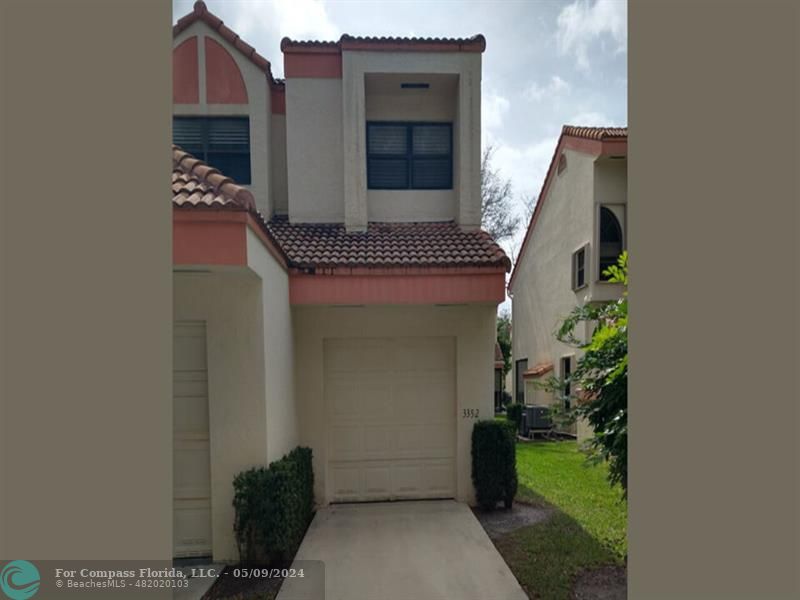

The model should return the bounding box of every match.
[172,145,256,210]
[281,34,486,53]
[265,217,511,271]
[172,147,509,272]
[562,125,628,140]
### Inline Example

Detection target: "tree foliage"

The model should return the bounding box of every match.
[545,252,628,495]
[496,310,512,375]
[480,145,520,242]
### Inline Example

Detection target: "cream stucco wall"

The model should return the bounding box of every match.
[246,229,298,462]
[173,21,272,217]
[174,269,268,562]
[285,78,345,222]
[293,303,496,506]
[270,114,289,215]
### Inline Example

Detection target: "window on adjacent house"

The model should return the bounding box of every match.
[572,245,588,290]
[367,122,453,190]
[561,356,572,410]
[173,116,251,184]
[515,358,528,404]
[599,206,624,280]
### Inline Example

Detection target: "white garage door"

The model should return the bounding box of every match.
[173,321,213,557]
[325,337,456,502]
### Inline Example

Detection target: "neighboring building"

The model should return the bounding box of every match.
[494,342,505,412]
[508,126,627,438]
[171,1,509,561]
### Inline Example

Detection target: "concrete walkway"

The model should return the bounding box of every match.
[277,500,527,600]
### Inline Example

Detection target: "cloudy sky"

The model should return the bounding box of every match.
[173,0,626,271]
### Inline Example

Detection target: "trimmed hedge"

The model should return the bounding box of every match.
[471,420,518,510]
[505,403,524,434]
[232,447,314,565]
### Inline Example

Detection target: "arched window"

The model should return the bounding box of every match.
[599,207,623,280]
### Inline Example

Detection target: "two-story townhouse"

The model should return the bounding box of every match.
[171,1,509,562]
[508,126,627,439]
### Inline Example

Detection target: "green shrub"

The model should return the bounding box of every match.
[505,403,523,434]
[472,420,518,510]
[232,447,314,565]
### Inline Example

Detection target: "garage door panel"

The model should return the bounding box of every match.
[325,336,456,502]
[173,321,211,558]
[327,379,393,421]
[324,338,393,373]
[329,465,365,502]
[394,338,454,371]
[329,424,364,459]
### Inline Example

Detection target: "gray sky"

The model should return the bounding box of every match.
[173,0,627,305]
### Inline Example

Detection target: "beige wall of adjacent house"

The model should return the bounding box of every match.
[293,303,496,505]
[341,51,481,230]
[246,229,298,462]
[511,151,628,442]
[174,269,268,562]
[286,77,345,222]
[512,148,595,387]
[173,21,272,216]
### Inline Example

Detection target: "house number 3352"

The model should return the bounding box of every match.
[462,408,480,418]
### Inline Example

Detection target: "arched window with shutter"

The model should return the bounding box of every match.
[599,206,623,280]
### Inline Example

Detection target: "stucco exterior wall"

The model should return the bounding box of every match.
[174,270,267,562]
[512,148,596,396]
[246,229,297,462]
[173,21,272,216]
[285,77,345,222]
[293,303,496,506]
[270,114,289,215]
[512,152,628,442]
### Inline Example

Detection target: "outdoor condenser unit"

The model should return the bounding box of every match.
[526,405,552,430]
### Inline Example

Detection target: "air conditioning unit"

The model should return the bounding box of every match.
[526,405,552,431]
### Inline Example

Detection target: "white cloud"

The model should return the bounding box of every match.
[524,75,571,102]
[565,111,615,126]
[482,89,510,145]
[556,0,627,71]
[229,0,339,68]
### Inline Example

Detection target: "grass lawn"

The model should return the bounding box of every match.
[494,440,627,600]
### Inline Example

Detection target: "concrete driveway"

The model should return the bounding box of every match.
[277,500,527,600]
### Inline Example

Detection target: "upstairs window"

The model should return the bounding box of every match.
[173,116,251,184]
[572,244,588,291]
[367,122,453,190]
[599,207,624,280]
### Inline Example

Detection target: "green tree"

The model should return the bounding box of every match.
[496,310,512,376]
[546,252,628,495]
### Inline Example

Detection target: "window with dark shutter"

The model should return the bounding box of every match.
[515,359,528,404]
[572,245,588,291]
[173,116,251,184]
[367,122,452,190]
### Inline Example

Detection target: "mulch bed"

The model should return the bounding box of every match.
[472,503,554,539]
[572,565,627,600]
